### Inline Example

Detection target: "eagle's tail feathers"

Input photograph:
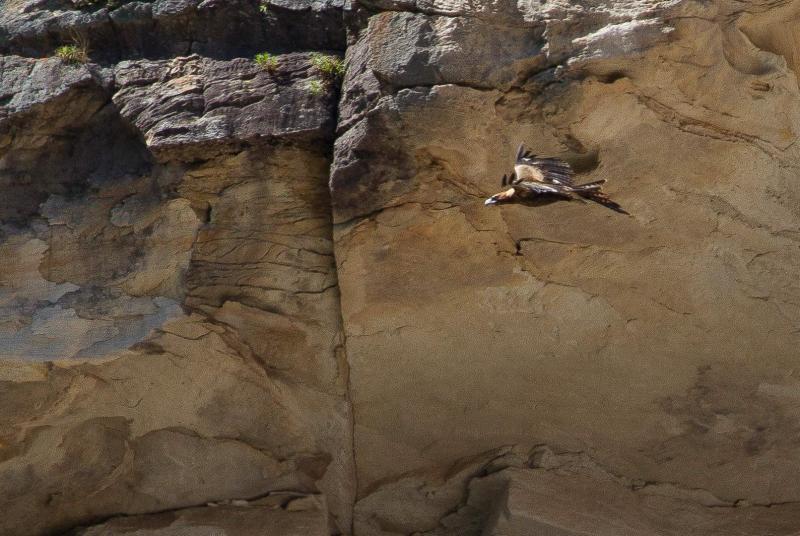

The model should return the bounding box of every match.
[577,189,630,215]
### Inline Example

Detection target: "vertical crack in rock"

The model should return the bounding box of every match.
[0,3,354,534]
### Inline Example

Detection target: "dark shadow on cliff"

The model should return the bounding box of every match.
[0,0,346,64]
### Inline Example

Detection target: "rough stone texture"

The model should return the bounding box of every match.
[0,0,346,62]
[0,42,352,536]
[3,0,800,535]
[112,53,338,159]
[332,0,800,534]
[71,494,330,535]
[352,445,800,535]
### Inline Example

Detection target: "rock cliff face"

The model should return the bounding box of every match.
[2,0,800,535]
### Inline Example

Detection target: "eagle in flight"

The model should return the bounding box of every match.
[484,144,628,214]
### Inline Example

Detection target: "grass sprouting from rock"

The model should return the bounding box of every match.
[309,53,345,79]
[255,52,278,72]
[56,44,88,64]
[307,80,324,96]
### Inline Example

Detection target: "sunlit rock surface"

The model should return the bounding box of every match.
[0,4,351,533]
[2,0,800,534]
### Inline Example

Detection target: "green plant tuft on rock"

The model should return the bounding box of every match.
[307,79,324,96]
[55,44,88,64]
[309,53,345,78]
[258,2,269,14]
[255,52,279,72]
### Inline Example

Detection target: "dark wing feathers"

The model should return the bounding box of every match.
[576,189,630,214]
[515,145,575,186]
[516,143,526,161]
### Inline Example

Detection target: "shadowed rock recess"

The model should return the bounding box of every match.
[2,0,800,534]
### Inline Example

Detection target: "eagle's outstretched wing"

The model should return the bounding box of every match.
[514,180,571,197]
[514,144,575,187]
[502,171,569,195]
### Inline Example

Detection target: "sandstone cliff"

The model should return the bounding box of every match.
[1,0,800,535]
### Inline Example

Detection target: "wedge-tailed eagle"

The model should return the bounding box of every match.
[484,144,628,214]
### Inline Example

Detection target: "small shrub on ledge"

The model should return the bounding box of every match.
[56,44,88,64]
[255,52,279,72]
[310,53,345,79]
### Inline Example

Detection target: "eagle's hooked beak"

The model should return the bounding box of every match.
[484,187,516,206]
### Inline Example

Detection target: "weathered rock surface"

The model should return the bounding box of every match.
[0,0,345,62]
[112,53,338,159]
[353,445,800,535]
[2,0,800,535]
[71,494,330,535]
[0,29,352,535]
[332,0,800,534]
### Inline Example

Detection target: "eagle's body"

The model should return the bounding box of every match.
[485,144,628,214]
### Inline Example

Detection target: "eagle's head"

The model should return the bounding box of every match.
[484,187,516,206]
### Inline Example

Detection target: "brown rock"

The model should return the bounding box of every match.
[332,0,800,533]
[3,1,800,535]
[73,494,330,535]
[0,50,352,535]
